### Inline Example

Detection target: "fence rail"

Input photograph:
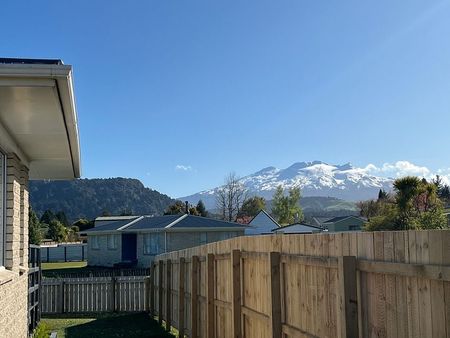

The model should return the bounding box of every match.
[152,230,450,338]
[43,267,151,279]
[41,275,150,314]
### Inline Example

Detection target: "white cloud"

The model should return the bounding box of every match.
[175,164,193,171]
[364,160,450,184]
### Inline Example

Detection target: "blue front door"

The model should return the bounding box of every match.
[121,233,137,261]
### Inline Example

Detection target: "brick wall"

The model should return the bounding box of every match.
[0,153,29,338]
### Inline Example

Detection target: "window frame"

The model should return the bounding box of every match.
[91,235,100,250]
[107,234,117,250]
[143,233,160,255]
[0,150,5,267]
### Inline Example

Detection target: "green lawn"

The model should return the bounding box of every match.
[42,261,88,270]
[38,313,175,338]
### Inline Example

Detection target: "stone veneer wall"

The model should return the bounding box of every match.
[0,153,29,338]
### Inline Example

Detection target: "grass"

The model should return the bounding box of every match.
[40,313,175,338]
[42,261,88,270]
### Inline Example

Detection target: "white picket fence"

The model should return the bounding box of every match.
[41,275,150,314]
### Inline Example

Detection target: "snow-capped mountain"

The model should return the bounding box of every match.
[180,161,393,209]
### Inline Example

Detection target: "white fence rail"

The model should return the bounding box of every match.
[41,276,150,314]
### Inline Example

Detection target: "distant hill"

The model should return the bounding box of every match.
[29,178,174,222]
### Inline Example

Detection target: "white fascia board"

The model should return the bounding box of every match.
[116,216,144,231]
[164,214,188,229]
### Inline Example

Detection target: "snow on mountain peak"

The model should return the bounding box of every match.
[181,161,394,208]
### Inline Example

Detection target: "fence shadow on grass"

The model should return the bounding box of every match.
[64,313,174,338]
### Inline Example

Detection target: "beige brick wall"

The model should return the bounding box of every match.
[0,153,29,338]
[0,273,28,338]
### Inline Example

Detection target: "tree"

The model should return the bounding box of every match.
[272,186,304,225]
[56,211,69,226]
[48,219,67,242]
[40,209,55,224]
[216,172,247,221]
[378,189,389,201]
[196,200,208,217]
[164,201,187,215]
[72,218,94,232]
[365,176,448,231]
[29,207,43,245]
[238,196,266,218]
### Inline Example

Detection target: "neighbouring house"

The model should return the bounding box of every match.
[81,214,246,268]
[272,223,323,234]
[311,216,331,229]
[0,58,81,337]
[245,210,280,235]
[322,215,365,232]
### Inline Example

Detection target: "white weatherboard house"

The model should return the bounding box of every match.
[0,58,81,337]
[82,214,246,268]
[245,210,280,235]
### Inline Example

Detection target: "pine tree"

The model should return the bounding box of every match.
[196,200,208,217]
[29,207,43,245]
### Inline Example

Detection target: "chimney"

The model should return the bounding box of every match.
[185,201,189,214]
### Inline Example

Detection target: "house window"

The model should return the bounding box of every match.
[143,233,160,255]
[91,236,100,250]
[0,151,5,266]
[200,233,207,245]
[107,234,117,250]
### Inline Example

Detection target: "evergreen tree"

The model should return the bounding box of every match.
[40,209,55,224]
[29,207,43,245]
[48,220,67,242]
[377,189,388,201]
[238,196,266,217]
[196,200,208,217]
[56,211,69,226]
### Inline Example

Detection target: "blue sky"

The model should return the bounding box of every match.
[2,1,450,197]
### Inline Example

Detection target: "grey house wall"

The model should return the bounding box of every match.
[87,230,244,268]
[246,212,278,235]
[327,218,365,232]
[87,234,122,267]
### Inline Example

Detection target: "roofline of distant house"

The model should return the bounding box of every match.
[84,226,247,234]
[271,222,323,232]
[322,215,364,224]
[249,209,280,227]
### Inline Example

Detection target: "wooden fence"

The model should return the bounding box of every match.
[41,275,150,314]
[152,230,450,338]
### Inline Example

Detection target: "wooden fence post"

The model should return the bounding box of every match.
[191,255,199,338]
[338,256,358,338]
[111,277,117,312]
[231,250,242,338]
[158,260,164,325]
[60,281,65,314]
[145,276,151,312]
[150,263,155,315]
[166,259,172,331]
[178,257,185,337]
[269,252,281,338]
[207,253,215,338]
